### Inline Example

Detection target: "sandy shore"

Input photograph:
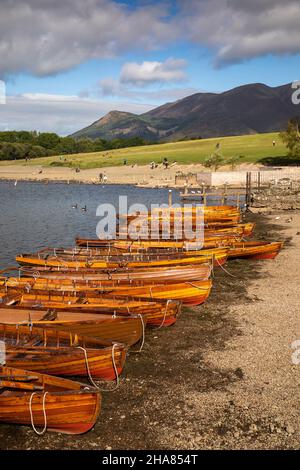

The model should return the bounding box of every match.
[0,210,298,449]
[0,162,260,187]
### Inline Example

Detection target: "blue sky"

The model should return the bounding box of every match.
[0,0,300,134]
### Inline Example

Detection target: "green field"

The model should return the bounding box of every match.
[0,132,288,169]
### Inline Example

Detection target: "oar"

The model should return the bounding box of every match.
[0,374,39,381]
[0,380,44,391]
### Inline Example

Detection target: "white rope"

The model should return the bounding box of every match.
[77,344,120,391]
[137,313,145,352]
[215,256,237,278]
[29,391,49,435]
[185,281,210,291]
[158,299,171,329]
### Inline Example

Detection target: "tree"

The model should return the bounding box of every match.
[203,152,224,171]
[37,132,61,149]
[54,137,77,154]
[227,155,244,170]
[27,145,49,158]
[280,118,300,157]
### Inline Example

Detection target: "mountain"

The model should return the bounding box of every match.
[71,83,300,142]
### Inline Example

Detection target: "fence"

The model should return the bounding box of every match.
[196,167,300,188]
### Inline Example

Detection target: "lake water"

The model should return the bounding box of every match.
[0,180,245,269]
[0,181,181,267]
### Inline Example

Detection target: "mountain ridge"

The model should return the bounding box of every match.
[71,82,299,142]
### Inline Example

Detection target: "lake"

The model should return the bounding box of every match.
[0,181,181,267]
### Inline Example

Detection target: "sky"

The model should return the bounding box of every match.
[0,0,300,135]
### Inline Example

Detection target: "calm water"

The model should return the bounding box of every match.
[0,181,181,268]
[0,180,244,268]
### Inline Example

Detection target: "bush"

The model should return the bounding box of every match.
[203,152,224,171]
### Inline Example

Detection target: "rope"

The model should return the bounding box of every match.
[29,391,49,435]
[77,344,120,391]
[215,256,237,278]
[137,313,145,352]
[158,299,171,329]
[185,281,210,291]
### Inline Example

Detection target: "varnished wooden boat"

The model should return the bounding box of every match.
[73,233,241,252]
[0,365,100,434]
[228,241,284,260]
[0,306,144,346]
[118,207,241,228]
[1,294,181,328]
[16,247,228,269]
[11,264,212,282]
[0,323,126,380]
[119,205,241,224]
[75,223,254,248]
[0,277,212,306]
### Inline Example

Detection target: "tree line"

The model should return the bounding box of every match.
[0,131,148,161]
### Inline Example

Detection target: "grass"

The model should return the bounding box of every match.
[0,132,289,169]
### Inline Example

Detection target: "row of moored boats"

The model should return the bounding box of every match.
[0,205,283,434]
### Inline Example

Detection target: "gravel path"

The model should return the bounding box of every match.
[164,210,300,449]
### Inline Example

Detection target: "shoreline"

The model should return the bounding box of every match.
[0,162,261,188]
[0,211,299,449]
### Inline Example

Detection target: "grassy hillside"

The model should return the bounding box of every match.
[0,132,288,169]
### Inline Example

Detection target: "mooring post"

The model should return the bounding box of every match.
[168,189,173,206]
[246,172,250,207]
[224,183,228,203]
[245,172,252,208]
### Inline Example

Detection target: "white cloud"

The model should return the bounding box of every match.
[98,76,197,101]
[0,94,154,135]
[0,0,174,78]
[1,0,300,79]
[179,0,300,66]
[120,59,187,86]
[98,58,191,102]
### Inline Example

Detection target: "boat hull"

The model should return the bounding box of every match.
[228,242,283,260]
[0,366,101,435]
[0,307,144,346]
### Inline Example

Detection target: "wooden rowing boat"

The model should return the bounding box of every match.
[9,264,212,282]
[0,306,144,346]
[228,241,284,260]
[0,323,126,380]
[0,365,100,434]
[0,294,181,328]
[0,277,212,306]
[75,223,254,248]
[119,205,241,224]
[15,247,228,269]
[73,233,241,252]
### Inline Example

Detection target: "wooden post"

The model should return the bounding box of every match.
[168,189,173,207]
[258,172,261,191]
[203,193,207,205]
[246,172,252,208]
[237,193,240,208]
